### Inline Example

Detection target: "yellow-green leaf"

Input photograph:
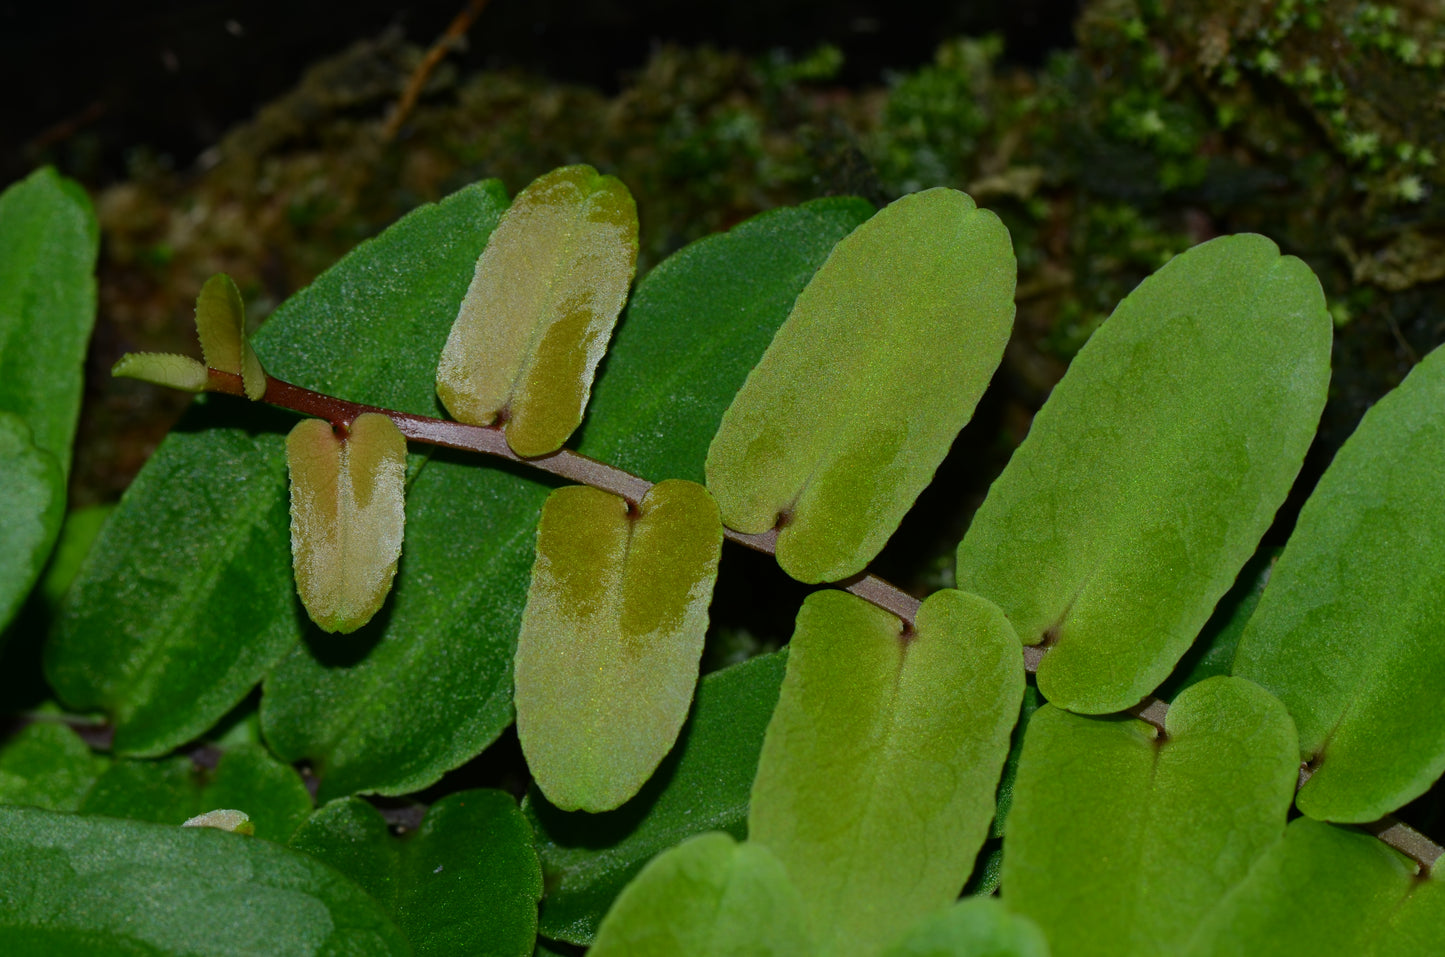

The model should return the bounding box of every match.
[195,273,266,400]
[705,187,1015,583]
[436,164,638,457]
[514,479,722,812]
[286,412,406,634]
[111,352,210,392]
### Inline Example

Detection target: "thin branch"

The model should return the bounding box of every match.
[382,0,490,142]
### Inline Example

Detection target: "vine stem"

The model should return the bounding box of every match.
[212,370,1444,872]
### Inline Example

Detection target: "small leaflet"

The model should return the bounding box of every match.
[286,413,407,634]
[195,273,266,400]
[181,808,254,835]
[436,164,639,458]
[111,353,210,392]
[513,479,723,813]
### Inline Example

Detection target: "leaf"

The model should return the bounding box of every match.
[0,805,410,955]
[50,180,511,763]
[0,721,109,812]
[515,480,722,812]
[111,352,210,392]
[577,196,874,483]
[527,649,786,945]
[749,588,1023,956]
[79,742,312,843]
[194,272,266,399]
[1155,547,1276,702]
[286,413,407,634]
[289,790,542,957]
[956,234,1331,713]
[0,414,64,631]
[1233,341,1445,822]
[36,504,113,609]
[437,165,638,457]
[706,188,1015,583]
[880,898,1049,957]
[1001,677,1298,957]
[588,832,812,957]
[1182,817,1441,956]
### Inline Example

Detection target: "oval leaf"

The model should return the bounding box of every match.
[881,898,1049,957]
[1001,676,1298,957]
[0,805,410,955]
[1233,341,1445,821]
[705,187,1016,583]
[956,233,1331,713]
[749,588,1023,955]
[287,412,407,634]
[515,478,722,812]
[589,832,812,957]
[195,272,266,400]
[437,164,639,457]
[111,352,210,392]
[0,414,64,630]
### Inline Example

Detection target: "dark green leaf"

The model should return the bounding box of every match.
[1002,677,1298,957]
[289,790,542,957]
[0,414,64,630]
[36,505,113,609]
[79,742,312,843]
[0,804,410,955]
[0,721,109,811]
[957,234,1330,713]
[1233,341,1445,821]
[527,650,786,945]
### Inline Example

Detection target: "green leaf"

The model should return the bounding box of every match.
[0,722,109,811]
[957,234,1331,713]
[589,832,812,957]
[1233,341,1445,822]
[37,505,114,609]
[527,649,786,945]
[749,589,1023,956]
[1001,677,1298,957]
[1156,547,1275,702]
[111,352,210,392]
[0,804,410,955]
[0,414,64,630]
[1182,817,1437,956]
[438,165,638,457]
[880,898,1049,957]
[0,166,99,472]
[286,413,407,634]
[515,480,722,812]
[79,742,313,843]
[577,197,874,483]
[194,273,266,399]
[289,790,542,957]
[707,188,1015,583]
[49,181,513,764]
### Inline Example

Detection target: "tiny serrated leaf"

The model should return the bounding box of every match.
[111,352,211,392]
[589,832,812,957]
[286,412,407,634]
[706,187,1015,583]
[749,588,1023,955]
[515,479,722,812]
[195,272,266,399]
[437,164,638,457]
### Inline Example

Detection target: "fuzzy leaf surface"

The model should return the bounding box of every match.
[880,898,1049,957]
[707,188,1015,583]
[49,181,510,761]
[78,743,313,843]
[1182,817,1444,956]
[194,273,265,399]
[957,234,1330,713]
[515,480,721,812]
[0,722,109,811]
[437,164,638,456]
[289,790,541,957]
[0,805,410,955]
[750,588,1023,956]
[1233,341,1445,821]
[588,832,812,957]
[527,650,786,945]
[1002,677,1297,957]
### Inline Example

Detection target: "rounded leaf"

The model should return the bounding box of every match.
[195,272,266,399]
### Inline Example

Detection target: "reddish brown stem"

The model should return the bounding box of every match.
[382,0,491,142]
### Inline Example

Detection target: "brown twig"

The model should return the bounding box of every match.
[382,0,490,142]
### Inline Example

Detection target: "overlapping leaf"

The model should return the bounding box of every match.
[589,832,812,957]
[707,187,1015,583]
[0,415,64,632]
[437,164,638,457]
[515,479,722,812]
[0,805,410,955]
[1001,677,1297,957]
[289,790,541,956]
[1233,341,1445,822]
[528,650,786,945]
[0,721,109,811]
[956,234,1331,713]
[881,898,1049,957]
[749,588,1023,955]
